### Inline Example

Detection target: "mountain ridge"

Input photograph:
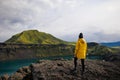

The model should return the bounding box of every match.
[5,30,68,44]
[100,41,120,47]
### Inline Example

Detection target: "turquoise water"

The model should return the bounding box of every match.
[0,58,39,76]
[0,55,102,76]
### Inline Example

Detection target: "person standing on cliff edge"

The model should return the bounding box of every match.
[73,33,87,75]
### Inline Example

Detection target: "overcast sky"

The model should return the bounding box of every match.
[0,0,120,42]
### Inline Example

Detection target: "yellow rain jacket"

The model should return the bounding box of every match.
[74,38,87,59]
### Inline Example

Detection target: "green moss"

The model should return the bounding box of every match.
[87,45,113,56]
[5,30,69,44]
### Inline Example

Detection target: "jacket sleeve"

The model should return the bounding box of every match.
[74,40,79,56]
[85,40,87,53]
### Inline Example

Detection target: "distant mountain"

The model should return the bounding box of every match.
[100,41,120,47]
[5,30,67,44]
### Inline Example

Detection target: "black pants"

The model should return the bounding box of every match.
[74,57,85,72]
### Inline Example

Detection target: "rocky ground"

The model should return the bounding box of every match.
[0,59,120,80]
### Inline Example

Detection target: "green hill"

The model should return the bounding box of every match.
[88,44,113,56]
[5,30,68,44]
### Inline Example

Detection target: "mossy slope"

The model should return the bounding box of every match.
[5,30,67,44]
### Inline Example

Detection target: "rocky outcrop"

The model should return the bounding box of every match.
[1,59,120,80]
[0,74,9,80]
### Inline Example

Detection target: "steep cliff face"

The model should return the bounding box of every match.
[0,60,120,80]
[0,42,120,61]
[0,43,74,61]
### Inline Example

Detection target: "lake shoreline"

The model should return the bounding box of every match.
[0,55,104,76]
[0,59,120,80]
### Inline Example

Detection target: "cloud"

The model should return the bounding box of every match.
[45,0,120,42]
[0,0,120,42]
